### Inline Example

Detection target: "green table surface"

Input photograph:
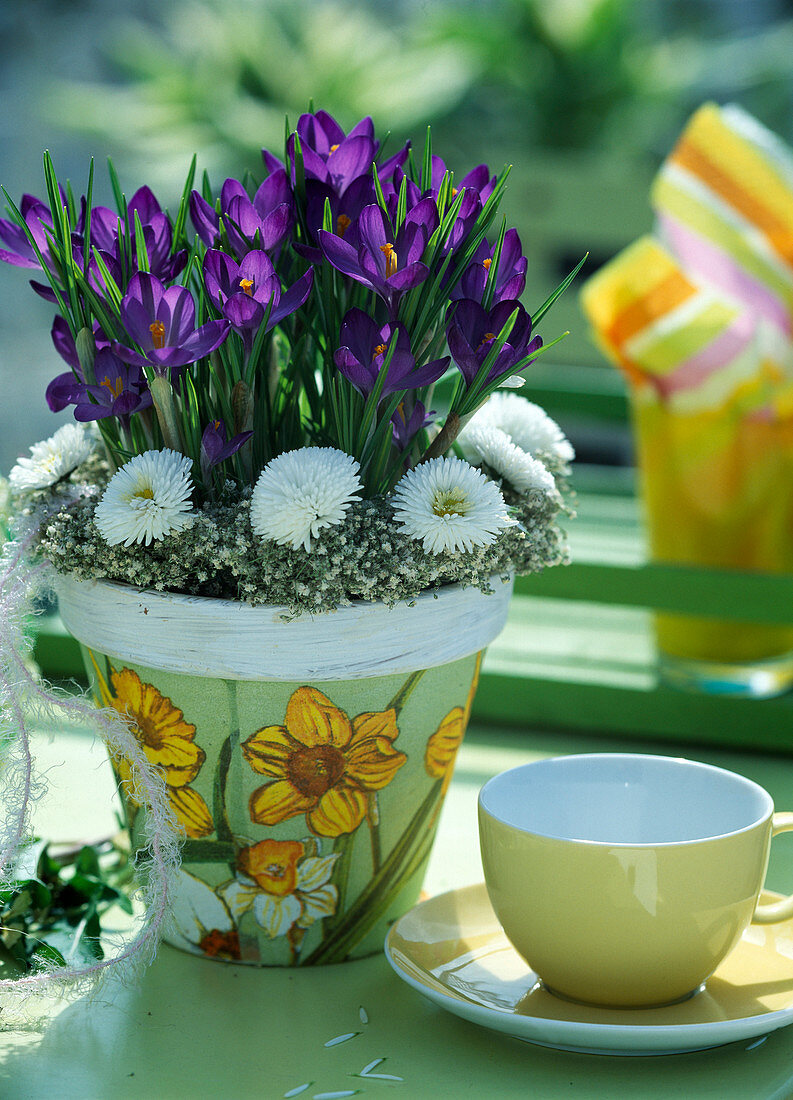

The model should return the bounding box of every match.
[4,721,793,1100]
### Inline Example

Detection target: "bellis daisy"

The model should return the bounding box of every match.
[8,423,92,493]
[391,456,513,555]
[470,393,574,465]
[458,424,557,496]
[250,447,363,551]
[94,449,195,546]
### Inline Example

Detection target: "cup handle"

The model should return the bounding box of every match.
[753,813,793,924]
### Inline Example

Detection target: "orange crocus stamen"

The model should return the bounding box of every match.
[482,257,492,270]
[149,320,166,349]
[101,375,124,399]
[336,213,351,238]
[240,278,254,296]
[380,242,397,278]
[372,343,388,360]
[476,331,497,351]
[329,143,340,153]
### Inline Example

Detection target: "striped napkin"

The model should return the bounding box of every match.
[582,103,793,417]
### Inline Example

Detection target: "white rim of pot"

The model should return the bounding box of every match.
[55,574,514,680]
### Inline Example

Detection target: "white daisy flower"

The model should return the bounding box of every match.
[8,423,92,493]
[94,448,194,546]
[458,424,557,496]
[471,392,574,464]
[250,447,362,551]
[391,456,513,555]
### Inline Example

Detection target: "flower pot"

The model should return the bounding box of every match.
[56,574,512,966]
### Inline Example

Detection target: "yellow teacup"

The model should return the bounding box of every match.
[478,753,793,1008]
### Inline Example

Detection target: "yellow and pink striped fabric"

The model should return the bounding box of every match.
[582,104,793,417]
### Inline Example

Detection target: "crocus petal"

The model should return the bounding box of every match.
[259,204,294,250]
[128,185,162,222]
[47,372,84,412]
[160,285,197,344]
[262,149,285,176]
[51,316,81,370]
[224,295,263,330]
[190,191,219,246]
[446,324,479,385]
[317,229,362,279]
[328,135,376,192]
[176,319,231,361]
[268,269,314,329]
[386,261,429,294]
[0,248,39,270]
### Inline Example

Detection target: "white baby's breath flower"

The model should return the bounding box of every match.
[250,447,362,551]
[94,449,194,546]
[458,425,557,496]
[9,423,92,493]
[391,456,513,555]
[469,392,574,464]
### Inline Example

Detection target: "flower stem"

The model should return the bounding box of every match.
[150,375,184,453]
[387,669,425,717]
[366,793,381,874]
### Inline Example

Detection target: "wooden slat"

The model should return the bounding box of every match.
[475,595,793,753]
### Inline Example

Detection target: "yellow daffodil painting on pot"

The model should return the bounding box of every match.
[80,635,485,965]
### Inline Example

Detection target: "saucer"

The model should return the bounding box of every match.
[384,883,793,1056]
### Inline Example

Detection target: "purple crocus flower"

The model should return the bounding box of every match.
[112,272,230,376]
[89,186,186,285]
[446,299,542,387]
[426,157,496,205]
[333,309,448,398]
[318,200,437,311]
[296,174,376,261]
[190,173,294,257]
[290,111,378,198]
[451,229,528,303]
[392,398,433,451]
[202,249,313,339]
[73,348,152,424]
[46,316,112,411]
[0,194,55,270]
[200,418,253,481]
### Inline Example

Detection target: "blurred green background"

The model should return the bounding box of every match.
[3,0,793,471]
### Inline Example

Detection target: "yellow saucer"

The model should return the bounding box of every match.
[385,883,793,1056]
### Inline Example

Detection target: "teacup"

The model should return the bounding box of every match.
[478,753,793,1008]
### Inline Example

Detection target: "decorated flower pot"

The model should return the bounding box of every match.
[56,574,512,966]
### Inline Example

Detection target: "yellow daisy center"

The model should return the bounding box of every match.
[431,488,468,517]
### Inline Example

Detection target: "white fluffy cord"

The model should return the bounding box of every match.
[0,521,183,1022]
